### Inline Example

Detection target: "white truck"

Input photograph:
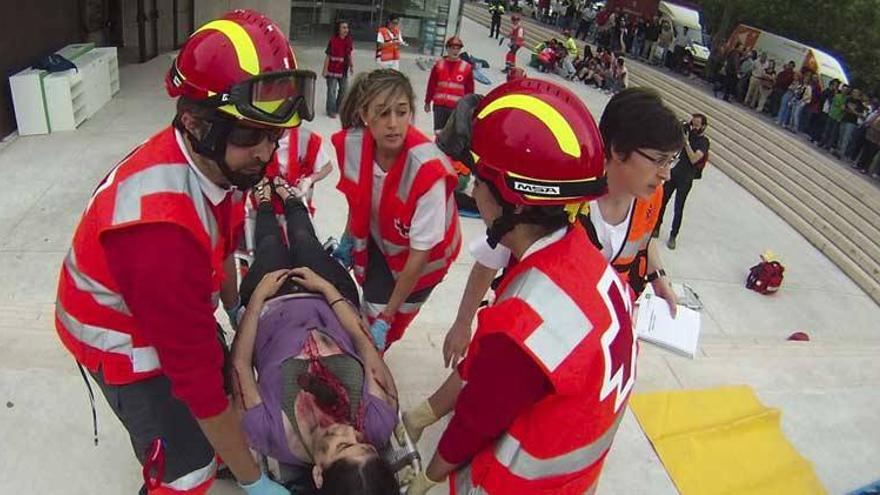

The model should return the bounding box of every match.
[725,24,848,86]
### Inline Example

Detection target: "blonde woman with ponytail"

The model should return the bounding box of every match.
[332,69,462,352]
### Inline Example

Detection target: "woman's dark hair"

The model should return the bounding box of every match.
[334,20,349,36]
[318,454,400,494]
[599,87,684,160]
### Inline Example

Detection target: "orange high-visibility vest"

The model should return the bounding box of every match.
[604,186,663,295]
[432,58,473,109]
[377,26,401,62]
[56,127,242,385]
[452,225,636,494]
[332,125,461,293]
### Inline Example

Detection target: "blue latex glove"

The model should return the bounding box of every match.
[224,298,242,331]
[370,318,391,351]
[332,232,354,269]
[239,472,289,495]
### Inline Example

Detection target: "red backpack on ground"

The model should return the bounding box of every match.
[746,255,785,295]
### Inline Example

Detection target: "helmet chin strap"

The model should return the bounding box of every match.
[173,115,270,191]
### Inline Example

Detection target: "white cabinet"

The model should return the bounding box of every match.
[9,44,119,135]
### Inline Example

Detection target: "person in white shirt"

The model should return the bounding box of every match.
[442,87,684,367]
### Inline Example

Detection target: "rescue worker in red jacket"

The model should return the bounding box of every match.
[425,36,475,133]
[243,124,333,251]
[401,78,637,494]
[441,87,684,369]
[54,10,315,495]
[332,69,462,352]
[504,14,526,73]
[377,14,404,70]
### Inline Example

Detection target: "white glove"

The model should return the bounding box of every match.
[395,400,439,444]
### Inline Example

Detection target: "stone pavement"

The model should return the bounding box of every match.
[0,15,877,494]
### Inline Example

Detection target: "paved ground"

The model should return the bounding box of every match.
[0,16,878,494]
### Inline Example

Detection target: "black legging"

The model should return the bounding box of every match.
[239,199,360,308]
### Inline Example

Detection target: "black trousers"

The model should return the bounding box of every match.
[657,171,695,238]
[239,199,359,308]
[433,105,454,131]
[490,16,502,38]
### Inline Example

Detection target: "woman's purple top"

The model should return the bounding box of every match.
[241,295,397,466]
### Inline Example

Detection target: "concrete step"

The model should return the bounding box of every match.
[463,5,880,305]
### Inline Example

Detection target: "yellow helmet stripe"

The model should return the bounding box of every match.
[195,20,260,76]
[476,94,581,158]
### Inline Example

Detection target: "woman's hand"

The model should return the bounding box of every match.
[288,267,334,295]
[443,320,472,369]
[251,269,291,303]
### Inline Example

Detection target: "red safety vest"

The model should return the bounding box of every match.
[377,26,401,62]
[452,225,637,494]
[510,25,525,47]
[55,127,243,385]
[326,35,350,79]
[432,58,473,109]
[261,126,323,215]
[332,125,461,293]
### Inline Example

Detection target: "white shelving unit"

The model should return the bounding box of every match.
[9,44,120,135]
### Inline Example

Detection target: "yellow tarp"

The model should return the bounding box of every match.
[630,385,826,495]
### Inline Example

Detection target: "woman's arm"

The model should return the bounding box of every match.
[230,270,292,411]
[382,248,430,320]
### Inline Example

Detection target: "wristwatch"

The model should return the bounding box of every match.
[646,269,667,283]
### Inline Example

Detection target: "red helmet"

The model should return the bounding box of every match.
[446,35,464,47]
[166,9,315,127]
[471,78,606,206]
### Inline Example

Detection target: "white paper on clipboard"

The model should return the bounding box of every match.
[635,293,701,358]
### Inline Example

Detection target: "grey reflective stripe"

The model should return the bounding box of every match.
[396,142,453,201]
[353,237,368,251]
[618,232,650,260]
[64,250,130,315]
[379,239,408,257]
[454,463,489,495]
[56,303,161,373]
[493,411,624,481]
[584,479,598,495]
[497,268,592,372]
[112,164,219,247]
[353,265,365,278]
[164,457,217,490]
[343,129,363,183]
[297,128,311,164]
[329,56,345,62]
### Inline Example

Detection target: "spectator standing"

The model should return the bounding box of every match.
[575,4,596,41]
[655,114,710,249]
[737,50,757,102]
[721,42,743,102]
[789,73,813,132]
[835,88,864,158]
[810,79,840,142]
[631,17,647,58]
[744,52,768,108]
[775,71,803,128]
[755,59,777,112]
[671,26,689,71]
[802,72,823,134]
[489,0,505,39]
[642,16,660,59]
[854,108,880,176]
[653,20,674,66]
[768,61,796,115]
[821,84,850,150]
[323,20,354,118]
[846,97,878,162]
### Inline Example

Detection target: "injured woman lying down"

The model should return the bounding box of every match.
[230,177,400,494]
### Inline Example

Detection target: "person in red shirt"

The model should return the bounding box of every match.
[504,14,525,73]
[425,36,475,133]
[54,10,316,495]
[322,20,354,118]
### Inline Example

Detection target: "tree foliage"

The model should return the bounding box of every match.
[693,0,880,92]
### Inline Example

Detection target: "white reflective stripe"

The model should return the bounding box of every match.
[584,479,598,495]
[164,456,217,490]
[113,164,219,247]
[396,143,453,201]
[380,239,408,257]
[618,232,650,260]
[454,463,489,495]
[297,128,313,167]
[363,300,424,317]
[64,250,130,315]
[353,265,365,278]
[329,56,345,62]
[353,237,368,251]
[343,129,363,183]
[277,132,291,176]
[494,411,624,480]
[497,268,592,372]
[56,303,161,373]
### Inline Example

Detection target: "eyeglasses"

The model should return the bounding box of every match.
[226,124,285,147]
[634,149,680,169]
